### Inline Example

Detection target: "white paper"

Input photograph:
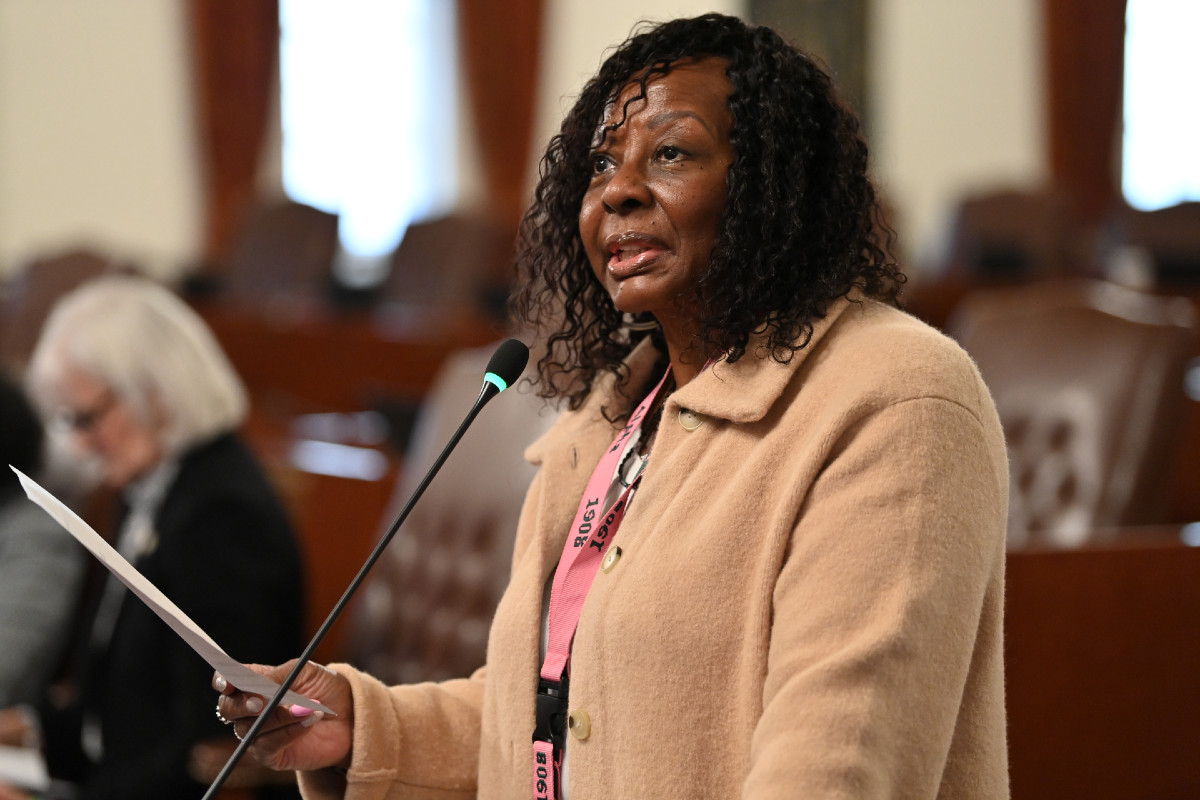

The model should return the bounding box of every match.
[10,466,332,715]
[0,745,49,792]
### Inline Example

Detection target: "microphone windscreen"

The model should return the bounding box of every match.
[484,338,530,391]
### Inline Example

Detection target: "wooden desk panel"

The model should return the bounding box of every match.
[198,304,498,413]
[238,407,399,666]
[1006,530,1200,799]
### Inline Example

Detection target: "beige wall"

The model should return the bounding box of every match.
[0,0,201,280]
[869,0,1045,272]
[0,0,1044,282]
[530,1,745,174]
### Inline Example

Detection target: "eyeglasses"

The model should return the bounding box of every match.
[55,392,118,434]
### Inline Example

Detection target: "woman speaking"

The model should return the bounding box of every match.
[215,14,1009,799]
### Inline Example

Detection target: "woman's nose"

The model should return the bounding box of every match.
[601,161,652,213]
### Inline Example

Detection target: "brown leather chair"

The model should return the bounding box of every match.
[374,213,516,320]
[1098,200,1200,287]
[947,279,1198,546]
[189,343,554,796]
[215,199,340,318]
[0,249,122,372]
[943,187,1086,281]
[905,187,1087,331]
[339,341,557,684]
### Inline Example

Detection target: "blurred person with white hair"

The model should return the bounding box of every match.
[0,275,306,800]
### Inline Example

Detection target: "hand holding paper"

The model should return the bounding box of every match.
[9,466,331,715]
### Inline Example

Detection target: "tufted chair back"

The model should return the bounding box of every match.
[341,341,558,684]
[947,279,1198,547]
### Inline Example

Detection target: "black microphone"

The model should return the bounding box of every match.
[202,338,530,799]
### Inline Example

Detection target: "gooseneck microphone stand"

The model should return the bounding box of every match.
[201,339,529,800]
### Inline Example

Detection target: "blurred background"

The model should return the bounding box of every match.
[1,1,1198,798]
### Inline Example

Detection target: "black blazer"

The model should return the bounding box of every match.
[44,432,306,800]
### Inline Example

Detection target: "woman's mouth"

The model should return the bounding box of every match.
[606,239,666,276]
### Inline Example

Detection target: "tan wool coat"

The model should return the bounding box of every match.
[300,296,1011,800]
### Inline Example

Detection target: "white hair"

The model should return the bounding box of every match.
[28,275,248,455]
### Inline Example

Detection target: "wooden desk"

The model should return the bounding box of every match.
[1006,527,1200,799]
[196,303,501,662]
[230,399,409,667]
[197,303,498,414]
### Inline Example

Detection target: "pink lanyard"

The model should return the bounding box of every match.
[531,367,672,800]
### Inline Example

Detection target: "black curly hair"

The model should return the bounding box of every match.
[510,13,903,412]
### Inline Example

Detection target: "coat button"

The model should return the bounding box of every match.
[568,709,591,740]
[677,408,705,431]
[601,546,622,573]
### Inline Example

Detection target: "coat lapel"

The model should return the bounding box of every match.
[674,295,857,423]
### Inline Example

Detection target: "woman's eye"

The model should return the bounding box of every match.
[590,153,613,174]
[659,145,683,161]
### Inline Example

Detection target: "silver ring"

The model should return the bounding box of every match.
[233,726,244,741]
[215,704,232,725]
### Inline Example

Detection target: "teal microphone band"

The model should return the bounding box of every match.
[484,372,508,392]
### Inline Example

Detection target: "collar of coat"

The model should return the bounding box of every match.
[526,293,861,466]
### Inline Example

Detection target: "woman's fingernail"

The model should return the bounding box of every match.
[300,710,325,728]
[290,704,315,718]
[213,674,227,693]
[246,697,263,713]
